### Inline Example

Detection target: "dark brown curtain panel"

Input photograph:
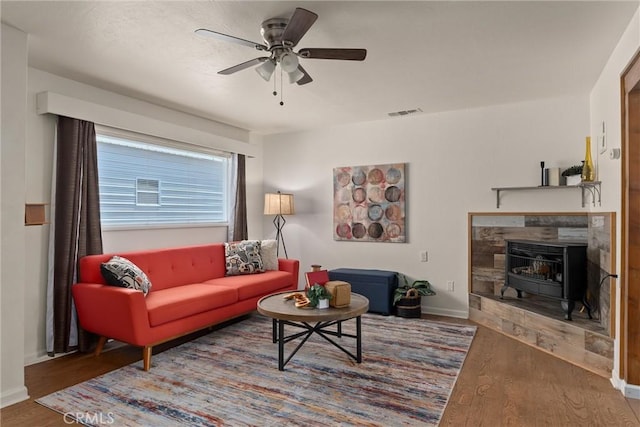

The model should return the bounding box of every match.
[232,154,248,241]
[53,116,103,353]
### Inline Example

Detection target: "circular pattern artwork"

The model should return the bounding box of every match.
[386,167,402,185]
[368,186,384,203]
[368,204,384,221]
[386,223,402,238]
[385,186,402,203]
[336,204,351,222]
[352,223,367,239]
[352,205,368,222]
[368,168,384,185]
[332,163,405,242]
[385,204,401,221]
[336,171,351,187]
[352,187,367,203]
[368,222,384,239]
[351,169,366,186]
[336,223,351,239]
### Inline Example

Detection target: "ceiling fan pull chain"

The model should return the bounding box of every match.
[279,67,284,106]
[273,68,277,97]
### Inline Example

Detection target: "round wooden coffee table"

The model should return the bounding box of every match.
[257,291,369,370]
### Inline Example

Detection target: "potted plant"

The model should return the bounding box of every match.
[393,274,436,318]
[562,163,583,186]
[307,284,333,309]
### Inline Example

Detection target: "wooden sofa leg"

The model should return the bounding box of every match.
[143,346,152,371]
[94,336,107,357]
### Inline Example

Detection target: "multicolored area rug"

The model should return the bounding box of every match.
[37,314,476,426]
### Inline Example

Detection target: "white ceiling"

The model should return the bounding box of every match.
[2,1,638,135]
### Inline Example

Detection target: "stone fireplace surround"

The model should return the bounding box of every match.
[468,212,615,378]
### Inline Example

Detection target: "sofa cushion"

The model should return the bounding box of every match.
[101,256,152,295]
[260,239,278,271]
[145,284,238,327]
[206,270,293,300]
[225,240,264,275]
[81,244,227,291]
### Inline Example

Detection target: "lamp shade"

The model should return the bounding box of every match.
[279,52,299,73]
[256,60,276,81]
[288,67,305,84]
[264,192,295,215]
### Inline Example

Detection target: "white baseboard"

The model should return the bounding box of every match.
[422,306,468,319]
[24,351,51,366]
[24,349,76,366]
[1,385,29,408]
[610,376,640,400]
[610,373,624,391]
[624,383,640,399]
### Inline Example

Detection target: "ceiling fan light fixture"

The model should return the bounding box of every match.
[200,7,367,91]
[287,68,305,84]
[279,52,299,73]
[256,59,276,81]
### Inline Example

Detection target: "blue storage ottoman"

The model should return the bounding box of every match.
[328,268,398,315]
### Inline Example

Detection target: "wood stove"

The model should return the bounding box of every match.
[501,239,588,320]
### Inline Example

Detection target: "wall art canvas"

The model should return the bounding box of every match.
[333,163,406,242]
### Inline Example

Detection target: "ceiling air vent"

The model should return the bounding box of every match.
[388,108,423,118]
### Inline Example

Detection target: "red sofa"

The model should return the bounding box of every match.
[72,243,299,370]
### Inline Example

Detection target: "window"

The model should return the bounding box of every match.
[136,178,160,206]
[96,131,230,228]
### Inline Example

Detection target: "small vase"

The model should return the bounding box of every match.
[566,175,582,186]
[317,299,329,309]
[581,136,595,182]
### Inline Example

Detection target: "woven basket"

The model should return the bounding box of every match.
[396,288,422,318]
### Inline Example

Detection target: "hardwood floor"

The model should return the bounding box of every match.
[1,316,638,426]
[437,315,640,426]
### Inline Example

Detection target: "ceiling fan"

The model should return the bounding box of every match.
[195,7,367,86]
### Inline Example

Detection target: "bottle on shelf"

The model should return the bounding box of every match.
[581,136,595,182]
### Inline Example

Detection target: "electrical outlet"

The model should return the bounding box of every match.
[446,280,455,292]
[420,250,428,262]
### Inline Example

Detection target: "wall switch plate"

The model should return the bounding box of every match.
[420,250,428,262]
[447,280,454,291]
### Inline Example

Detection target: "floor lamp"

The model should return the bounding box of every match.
[264,191,295,258]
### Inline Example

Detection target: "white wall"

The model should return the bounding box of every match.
[590,7,640,395]
[246,135,265,242]
[1,23,29,407]
[101,227,229,253]
[262,95,591,318]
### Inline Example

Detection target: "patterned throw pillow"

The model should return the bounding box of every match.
[225,240,264,276]
[260,239,278,271]
[100,256,152,296]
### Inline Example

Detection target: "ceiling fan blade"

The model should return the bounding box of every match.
[298,48,367,61]
[296,65,313,85]
[218,57,270,75]
[195,28,267,51]
[281,8,318,47]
